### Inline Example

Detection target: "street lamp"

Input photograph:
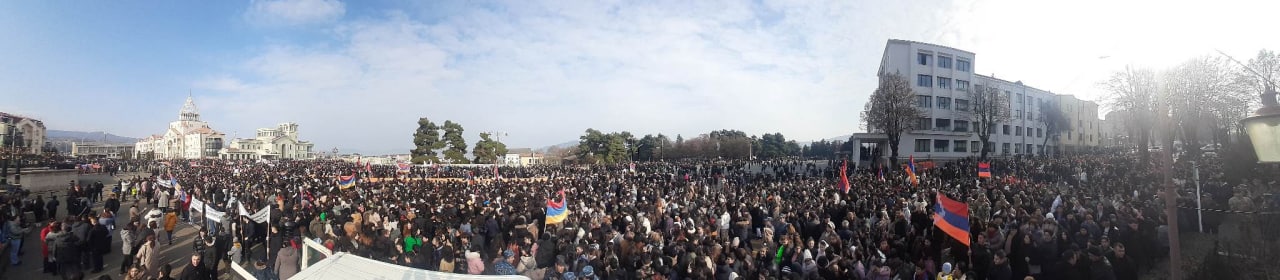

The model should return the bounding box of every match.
[1242,86,1280,163]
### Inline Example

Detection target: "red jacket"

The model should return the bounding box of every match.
[40,224,53,257]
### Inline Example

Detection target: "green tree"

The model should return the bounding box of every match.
[471,133,508,164]
[410,117,444,164]
[441,120,469,163]
[576,129,633,164]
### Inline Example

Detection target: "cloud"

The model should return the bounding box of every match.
[244,0,345,27]
[200,1,935,154]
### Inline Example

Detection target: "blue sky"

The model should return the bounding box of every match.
[2,0,1277,155]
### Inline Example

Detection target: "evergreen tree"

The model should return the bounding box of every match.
[441,120,469,163]
[410,117,444,164]
[471,133,509,164]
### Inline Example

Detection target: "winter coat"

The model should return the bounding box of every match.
[275,247,300,280]
[136,242,158,276]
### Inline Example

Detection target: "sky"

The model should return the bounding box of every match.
[1,0,1277,155]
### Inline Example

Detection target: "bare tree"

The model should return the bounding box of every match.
[1039,99,1070,156]
[1102,67,1159,165]
[1162,56,1242,160]
[965,82,1010,161]
[861,72,923,166]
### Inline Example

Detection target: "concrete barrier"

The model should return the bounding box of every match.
[3,168,77,193]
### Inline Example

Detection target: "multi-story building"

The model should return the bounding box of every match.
[134,96,226,159]
[503,148,544,166]
[71,143,135,159]
[218,122,316,160]
[851,39,1102,165]
[0,112,47,154]
[1055,95,1105,152]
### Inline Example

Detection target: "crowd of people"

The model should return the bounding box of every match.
[0,151,1275,280]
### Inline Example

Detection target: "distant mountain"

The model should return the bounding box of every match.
[536,141,578,153]
[46,130,140,144]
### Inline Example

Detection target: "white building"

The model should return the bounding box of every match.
[134,96,225,159]
[852,39,1097,165]
[503,148,544,166]
[71,143,134,159]
[218,122,315,160]
[0,112,46,155]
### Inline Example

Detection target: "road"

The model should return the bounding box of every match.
[4,172,222,279]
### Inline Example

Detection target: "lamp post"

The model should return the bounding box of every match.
[1218,49,1280,163]
[1242,86,1280,163]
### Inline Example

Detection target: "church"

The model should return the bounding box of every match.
[218,122,315,160]
[134,96,226,159]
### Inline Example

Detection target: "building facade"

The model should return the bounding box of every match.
[218,122,315,160]
[853,39,1103,165]
[1055,95,1105,152]
[134,96,226,159]
[0,112,46,155]
[503,148,544,166]
[71,143,134,159]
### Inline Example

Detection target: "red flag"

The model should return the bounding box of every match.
[365,162,372,173]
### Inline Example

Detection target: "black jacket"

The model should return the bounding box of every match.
[178,262,210,280]
[89,224,111,254]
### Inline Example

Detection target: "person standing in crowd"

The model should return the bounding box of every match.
[6,215,28,266]
[41,220,60,274]
[164,210,178,245]
[177,254,207,280]
[119,222,135,276]
[88,216,110,273]
[134,234,157,277]
[275,241,299,280]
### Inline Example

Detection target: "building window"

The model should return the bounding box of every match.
[934,139,950,152]
[916,95,932,108]
[1037,128,1042,137]
[955,99,969,111]
[954,120,969,132]
[1026,127,1034,137]
[937,97,952,109]
[1015,144,1022,154]
[956,80,969,91]
[1015,126,1022,136]
[934,119,951,131]
[938,56,952,69]
[918,53,931,65]
[1003,125,1010,135]
[1017,93,1024,104]
[970,141,980,153]
[918,75,932,87]
[1027,144,1035,154]
[954,140,967,152]
[1015,110,1022,119]
[915,139,931,152]
[1068,133,1072,140]
[937,77,951,89]
[916,118,932,130]
[1002,143,1010,154]
[957,59,971,72]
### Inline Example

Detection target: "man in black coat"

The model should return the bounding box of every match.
[178,254,210,280]
[88,217,111,273]
[46,197,60,221]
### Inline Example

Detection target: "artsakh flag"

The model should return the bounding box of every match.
[836,160,850,194]
[978,162,992,178]
[934,193,971,246]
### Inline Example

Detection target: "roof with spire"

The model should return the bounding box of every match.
[179,95,200,122]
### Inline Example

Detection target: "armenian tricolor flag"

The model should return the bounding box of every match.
[337,173,357,190]
[934,193,971,246]
[978,162,992,178]
[905,156,918,186]
[877,166,885,182]
[837,160,850,194]
[545,190,569,225]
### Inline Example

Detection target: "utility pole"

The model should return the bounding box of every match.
[1157,94,1181,280]
[485,131,507,164]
